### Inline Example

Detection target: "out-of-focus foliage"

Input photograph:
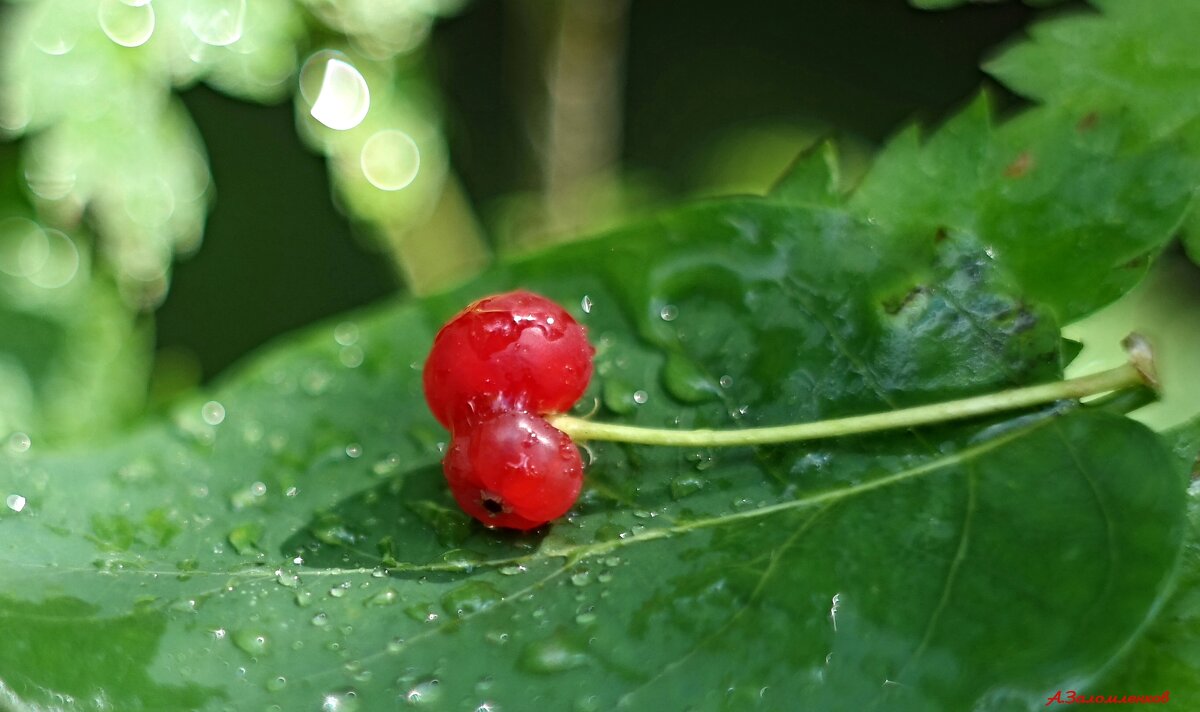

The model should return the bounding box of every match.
[0,0,468,439]
[985,0,1200,265]
[987,0,1200,146]
[0,205,150,442]
[911,0,1068,9]
[0,0,466,301]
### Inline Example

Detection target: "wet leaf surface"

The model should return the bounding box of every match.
[0,199,1185,711]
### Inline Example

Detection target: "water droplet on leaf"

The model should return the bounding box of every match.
[662,353,718,403]
[367,588,400,607]
[233,629,269,656]
[404,679,441,706]
[519,633,589,674]
[442,581,502,618]
[321,689,360,711]
[670,474,706,500]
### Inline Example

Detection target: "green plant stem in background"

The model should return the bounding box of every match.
[550,335,1157,447]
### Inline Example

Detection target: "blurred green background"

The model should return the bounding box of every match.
[2,0,1195,446]
[160,1,1035,378]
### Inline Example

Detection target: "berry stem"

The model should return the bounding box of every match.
[549,334,1158,447]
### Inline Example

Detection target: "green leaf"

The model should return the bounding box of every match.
[0,199,1184,710]
[986,0,1200,267]
[769,139,843,206]
[1093,418,1200,698]
[987,0,1200,146]
[848,95,1199,322]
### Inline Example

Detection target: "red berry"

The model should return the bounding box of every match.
[423,290,594,432]
[443,412,584,530]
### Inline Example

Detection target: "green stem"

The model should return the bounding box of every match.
[548,335,1157,447]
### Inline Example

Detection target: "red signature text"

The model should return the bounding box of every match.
[1046,690,1170,705]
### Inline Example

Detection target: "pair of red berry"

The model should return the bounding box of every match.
[423,291,595,530]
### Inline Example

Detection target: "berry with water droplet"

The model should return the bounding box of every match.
[443,412,583,530]
[424,290,593,529]
[423,290,594,432]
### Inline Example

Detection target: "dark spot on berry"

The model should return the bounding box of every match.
[482,496,504,514]
[934,227,948,243]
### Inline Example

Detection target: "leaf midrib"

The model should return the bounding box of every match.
[0,411,1058,584]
